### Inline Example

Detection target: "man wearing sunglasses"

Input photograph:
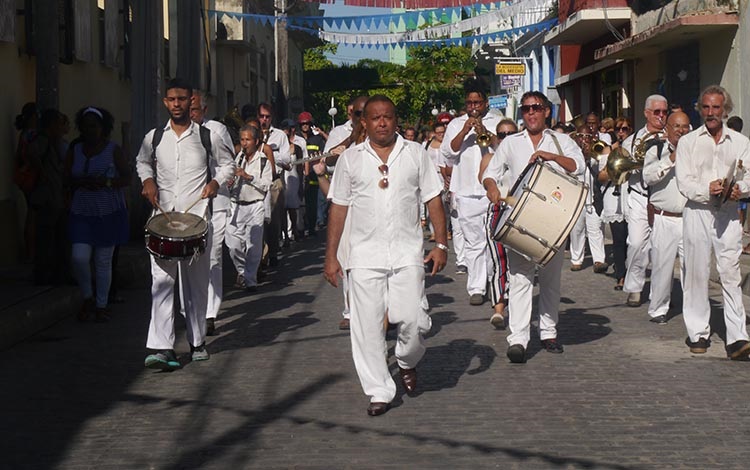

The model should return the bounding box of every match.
[324,95,447,416]
[621,95,668,308]
[481,91,584,364]
[441,77,502,307]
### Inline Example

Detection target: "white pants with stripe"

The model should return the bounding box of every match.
[207,209,228,320]
[624,191,651,294]
[682,203,748,344]
[349,266,431,404]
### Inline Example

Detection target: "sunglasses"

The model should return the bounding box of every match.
[299,122,311,126]
[465,100,484,106]
[615,126,631,132]
[497,131,517,139]
[519,103,545,114]
[650,109,668,116]
[259,114,271,119]
[378,164,389,189]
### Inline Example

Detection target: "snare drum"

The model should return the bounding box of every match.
[145,212,208,260]
[492,161,587,266]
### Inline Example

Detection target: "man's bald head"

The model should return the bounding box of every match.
[666,111,691,146]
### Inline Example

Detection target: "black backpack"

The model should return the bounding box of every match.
[150,125,213,184]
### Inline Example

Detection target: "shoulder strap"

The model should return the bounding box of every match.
[151,128,164,161]
[199,125,213,184]
[548,132,564,157]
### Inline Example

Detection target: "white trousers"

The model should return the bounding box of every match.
[624,191,651,294]
[349,266,432,404]
[682,203,749,344]
[647,214,683,318]
[146,248,210,350]
[226,201,265,286]
[456,195,491,295]
[569,205,606,265]
[449,193,466,266]
[71,243,115,309]
[341,273,350,319]
[507,249,564,347]
[207,209,228,320]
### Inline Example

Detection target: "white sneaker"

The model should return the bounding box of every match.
[490,312,506,330]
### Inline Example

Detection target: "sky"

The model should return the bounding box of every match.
[320,1,392,65]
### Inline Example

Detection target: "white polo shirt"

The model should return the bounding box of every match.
[676,125,750,205]
[264,126,291,171]
[482,128,584,193]
[330,136,442,270]
[324,120,353,153]
[136,120,235,216]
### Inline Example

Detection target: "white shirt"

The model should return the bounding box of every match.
[622,125,664,196]
[329,136,442,270]
[136,120,235,216]
[598,132,613,145]
[482,128,584,194]
[263,126,291,172]
[642,141,686,213]
[233,150,272,203]
[324,120,353,153]
[203,119,234,211]
[675,125,750,205]
[441,112,502,197]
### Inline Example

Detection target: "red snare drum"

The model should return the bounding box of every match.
[144,212,208,260]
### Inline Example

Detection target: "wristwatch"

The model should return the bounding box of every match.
[435,243,449,252]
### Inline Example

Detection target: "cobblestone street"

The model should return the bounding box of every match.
[3,237,750,469]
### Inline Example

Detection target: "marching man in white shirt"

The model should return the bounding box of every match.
[136,78,235,371]
[324,95,447,416]
[482,91,584,364]
[675,85,750,359]
[621,95,668,307]
[641,111,691,325]
[226,125,273,292]
[441,78,502,306]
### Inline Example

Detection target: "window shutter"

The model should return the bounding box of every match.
[73,0,92,62]
[0,0,13,43]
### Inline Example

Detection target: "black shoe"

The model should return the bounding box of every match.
[507,344,526,363]
[206,318,216,336]
[593,262,609,274]
[367,402,390,416]
[685,337,710,354]
[649,314,668,325]
[726,340,750,360]
[269,257,279,267]
[541,338,564,354]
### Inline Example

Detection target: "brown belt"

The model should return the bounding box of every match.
[653,208,681,217]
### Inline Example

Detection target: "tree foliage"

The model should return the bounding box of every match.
[303,43,475,132]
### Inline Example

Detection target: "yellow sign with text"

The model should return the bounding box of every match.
[495,63,526,75]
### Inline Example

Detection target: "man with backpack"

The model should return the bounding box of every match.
[135,78,234,371]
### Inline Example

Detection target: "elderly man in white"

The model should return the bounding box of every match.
[482,91,584,364]
[621,95,668,307]
[675,85,750,360]
[324,95,447,417]
[641,111,691,325]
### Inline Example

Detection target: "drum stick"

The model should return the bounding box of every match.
[504,195,518,206]
[184,196,203,214]
[153,200,173,224]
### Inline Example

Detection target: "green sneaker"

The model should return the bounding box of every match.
[191,343,210,362]
[145,350,180,371]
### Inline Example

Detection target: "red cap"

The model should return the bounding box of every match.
[437,112,453,124]
[297,111,313,123]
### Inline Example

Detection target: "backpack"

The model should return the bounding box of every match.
[151,125,213,183]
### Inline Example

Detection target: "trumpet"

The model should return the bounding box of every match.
[470,109,492,148]
[570,132,608,162]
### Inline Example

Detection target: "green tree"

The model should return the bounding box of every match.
[303,43,338,71]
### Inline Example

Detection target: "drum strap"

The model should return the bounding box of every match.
[548,133,564,157]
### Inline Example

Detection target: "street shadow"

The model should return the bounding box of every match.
[410,339,496,394]
[209,308,319,355]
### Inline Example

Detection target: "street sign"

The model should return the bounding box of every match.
[501,74,522,88]
[495,63,526,75]
[488,94,508,110]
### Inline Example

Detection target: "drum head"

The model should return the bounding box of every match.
[146,212,207,238]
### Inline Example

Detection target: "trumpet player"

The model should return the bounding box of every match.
[621,95,668,307]
[441,77,501,307]
[675,85,750,359]
[641,111,690,325]
[568,125,608,274]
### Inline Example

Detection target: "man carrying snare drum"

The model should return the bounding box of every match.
[136,78,235,371]
[482,91,584,364]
